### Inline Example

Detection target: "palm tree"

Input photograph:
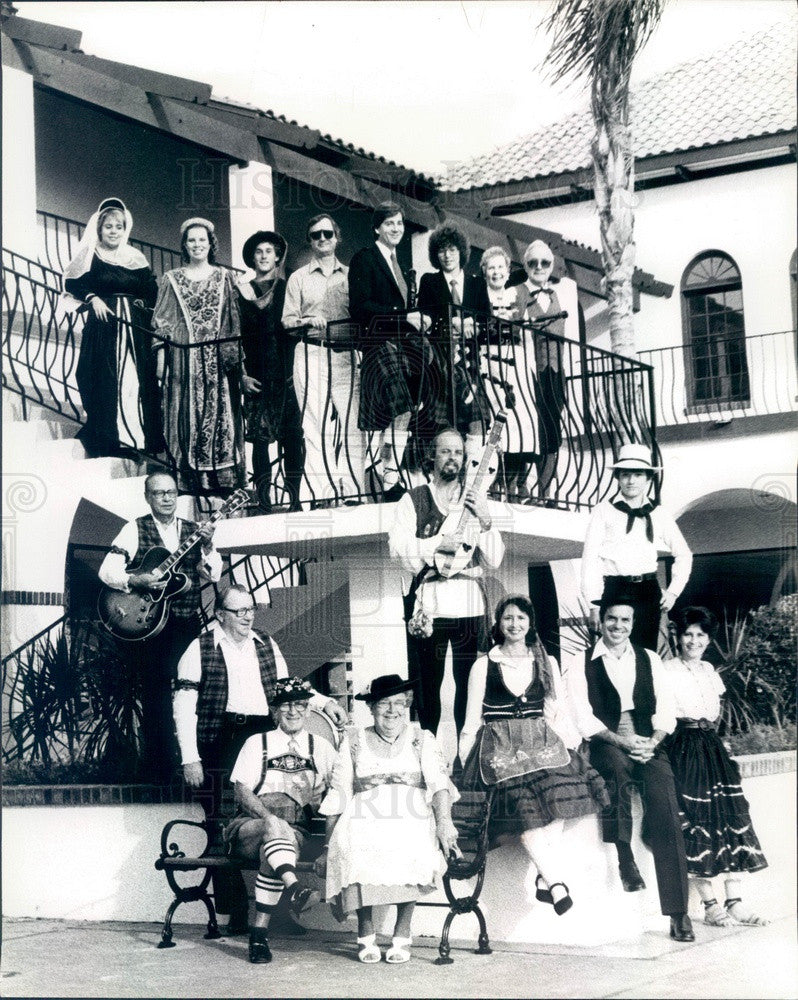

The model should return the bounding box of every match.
[544,0,665,358]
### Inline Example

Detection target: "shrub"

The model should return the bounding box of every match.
[725,722,797,756]
[736,595,797,726]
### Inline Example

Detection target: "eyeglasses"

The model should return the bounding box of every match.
[221,606,256,619]
[148,490,178,499]
[309,229,334,241]
[280,702,309,714]
[525,258,553,268]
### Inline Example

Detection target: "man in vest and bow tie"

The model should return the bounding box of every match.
[173,584,346,931]
[225,676,337,963]
[581,445,692,650]
[568,590,693,942]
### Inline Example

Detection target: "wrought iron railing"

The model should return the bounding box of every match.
[639,330,798,427]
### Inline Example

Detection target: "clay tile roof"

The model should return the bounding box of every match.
[441,16,797,192]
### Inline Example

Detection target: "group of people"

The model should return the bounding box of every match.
[62,196,578,508]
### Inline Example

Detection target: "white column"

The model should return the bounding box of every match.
[227,161,275,271]
[410,230,431,279]
[2,66,38,259]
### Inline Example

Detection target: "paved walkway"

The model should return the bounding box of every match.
[2,914,796,999]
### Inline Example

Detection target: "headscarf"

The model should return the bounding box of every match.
[60,198,149,313]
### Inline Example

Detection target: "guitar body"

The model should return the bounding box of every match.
[433,413,505,580]
[97,547,189,642]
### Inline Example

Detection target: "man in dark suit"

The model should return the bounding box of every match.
[349,202,440,500]
[418,222,490,454]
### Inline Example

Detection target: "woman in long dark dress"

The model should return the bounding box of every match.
[62,197,161,457]
[664,607,768,927]
[459,596,609,915]
[237,230,303,512]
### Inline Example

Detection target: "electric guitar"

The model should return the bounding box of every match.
[433,412,506,579]
[97,488,250,641]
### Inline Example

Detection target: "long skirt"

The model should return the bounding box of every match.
[665,725,767,877]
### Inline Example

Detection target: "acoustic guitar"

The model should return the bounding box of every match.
[97,489,250,641]
[433,412,506,579]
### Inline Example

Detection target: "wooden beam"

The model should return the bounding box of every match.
[57,50,212,104]
[201,100,322,151]
[1,13,81,51]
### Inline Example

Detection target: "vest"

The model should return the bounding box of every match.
[584,644,656,738]
[409,484,479,572]
[516,285,564,370]
[134,514,201,620]
[482,659,545,722]
[195,629,279,749]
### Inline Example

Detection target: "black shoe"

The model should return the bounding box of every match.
[549,882,574,916]
[535,874,553,905]
[285,883,319,918]
[619,862,646,892]
[381,482,406,503]
[670,913,695,942]
[248,934,272,964]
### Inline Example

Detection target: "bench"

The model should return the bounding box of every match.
[154,787,495,962]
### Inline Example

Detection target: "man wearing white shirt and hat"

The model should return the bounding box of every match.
[581,445,692,650]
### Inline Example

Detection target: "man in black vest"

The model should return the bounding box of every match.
[389,428,504,746]
[99,471,221,784]
[567,591,694,942]
[173,584,346,931]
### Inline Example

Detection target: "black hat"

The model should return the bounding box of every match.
[271,676,314,707]
[355,674,416,704]
[242,230,288,269]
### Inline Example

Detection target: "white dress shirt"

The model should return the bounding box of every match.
[282,257,349,328]
[375,240,406,294]
[581,497,693,605]
[567,638,677,740]
[173,622,328,764]
[98,516,222,592]
[665,658,725,721]
[229,727,337,809]
[389,486,505,619]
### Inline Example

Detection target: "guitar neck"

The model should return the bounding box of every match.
[452,414,506,537]
[154,491,247,574]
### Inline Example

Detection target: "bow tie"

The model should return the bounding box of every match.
[612,499,659,542]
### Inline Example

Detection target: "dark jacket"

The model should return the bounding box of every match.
[348,243,411,344]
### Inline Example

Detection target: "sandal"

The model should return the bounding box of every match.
[703,899,733,927]
[535,874,553,905]
[548,882,574,916]
[357,933,382,963]
[385,936,412,963]
[725,898,769,926]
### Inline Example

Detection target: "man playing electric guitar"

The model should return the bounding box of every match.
[389,428,505,751]
[98,471,221,783]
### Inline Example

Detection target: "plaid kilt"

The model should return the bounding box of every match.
[358,335,445,432]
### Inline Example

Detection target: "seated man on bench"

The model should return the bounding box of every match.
[225,676,339,964]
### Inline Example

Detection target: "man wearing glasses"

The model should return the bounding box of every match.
[98,471,221,784]
[173,584,347,932]
[282,214,365,506]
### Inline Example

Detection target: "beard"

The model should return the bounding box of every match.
[438,465,460,482]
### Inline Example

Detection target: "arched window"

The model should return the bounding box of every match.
[681,252,749,408]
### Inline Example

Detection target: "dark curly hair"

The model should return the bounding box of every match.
[180,221,219,265]
[491,595,555,696]
[671,605,718,640]
[428,223,469,271]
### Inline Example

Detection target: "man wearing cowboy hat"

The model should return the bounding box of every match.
[581,444,692,649]
[567,592,693,942]
[225,676,338,963]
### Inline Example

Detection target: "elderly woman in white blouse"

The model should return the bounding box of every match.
[459,596,608,915]
[664,607,768,927]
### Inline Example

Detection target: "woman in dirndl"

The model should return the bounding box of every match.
[318,674,459,964]
[62,197,161,457]
[459,595,609,915]
[664,606,768,927]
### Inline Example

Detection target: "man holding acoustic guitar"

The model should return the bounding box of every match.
[389,426,505,754]
[98,471,222,783]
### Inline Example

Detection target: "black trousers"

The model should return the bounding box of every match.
[602,576,662,651]
[122,614,201,785]
[197,714,273,916]
[589,741,689,916]
[406,615,481,737]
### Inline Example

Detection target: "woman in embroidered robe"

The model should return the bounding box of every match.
[153,218,245,495]
[459,596,609,915]
[663,607,768,928]
[318,674,459,964]
[62,197,161,457]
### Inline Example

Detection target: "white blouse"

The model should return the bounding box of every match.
[665,658,725,721]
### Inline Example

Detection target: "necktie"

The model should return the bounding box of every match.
[612,499,660,543]
[390,251,408,306]
[450,279,462,306]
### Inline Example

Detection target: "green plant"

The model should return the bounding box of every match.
[725,722,797,756]
[712,610,781,736]
[735,595,797,726]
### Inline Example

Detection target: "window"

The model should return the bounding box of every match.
[681,252,749,408]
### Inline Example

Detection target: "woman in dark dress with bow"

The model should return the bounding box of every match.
[62,197,161,457]
[237,230,303,512]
